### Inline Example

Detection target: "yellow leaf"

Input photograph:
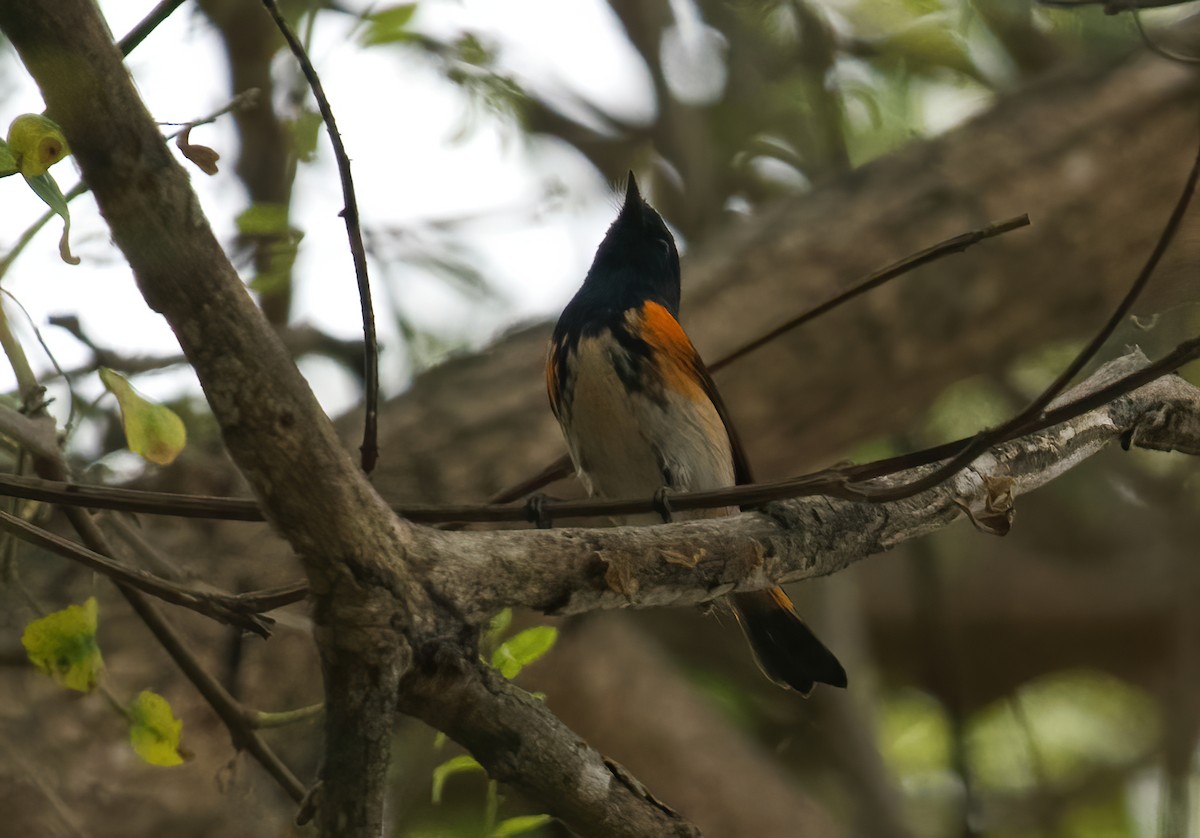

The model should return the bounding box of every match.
[6,114,70,178]
[0,138,18,178]
[21,597,103,692]
[128,690,185,767]
[175,126,220,176]
[99,368,187,465]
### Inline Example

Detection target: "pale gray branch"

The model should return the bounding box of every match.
[419,350,1200,621]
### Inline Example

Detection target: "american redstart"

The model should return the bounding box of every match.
[547,174,847,694]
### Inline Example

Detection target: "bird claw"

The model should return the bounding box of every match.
[652,487,674,523]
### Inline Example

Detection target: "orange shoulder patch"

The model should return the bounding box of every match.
[636,301,708,400]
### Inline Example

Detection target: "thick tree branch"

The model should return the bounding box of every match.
[413,350,1200,622]
[0,4,416,835]
[399,655,701,838]
[0,4,697,836]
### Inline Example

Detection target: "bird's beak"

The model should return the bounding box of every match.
[624,170,641,208]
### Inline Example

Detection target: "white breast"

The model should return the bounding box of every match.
[558,332,735,519]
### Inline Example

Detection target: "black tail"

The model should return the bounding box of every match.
[732,588,847,695]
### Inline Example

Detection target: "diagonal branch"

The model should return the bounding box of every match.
[400,656,701,838]
[0,507,276,635]
[260,0,380,474]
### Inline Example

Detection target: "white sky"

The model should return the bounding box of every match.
[0,0,1011,436]
[0,0,655,423]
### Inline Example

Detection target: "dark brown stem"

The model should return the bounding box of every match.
[0,508,275,635]
[0,4,692,835]
[848,125,1200,504]
[259,0,380,474]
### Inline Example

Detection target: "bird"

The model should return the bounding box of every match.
[546,173,847,694]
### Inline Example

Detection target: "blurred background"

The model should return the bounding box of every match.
[1,1,1199,836]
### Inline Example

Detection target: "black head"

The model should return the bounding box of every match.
[576,173,682,317]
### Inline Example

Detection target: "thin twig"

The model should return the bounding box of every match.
[260,0,381,474]
[1,290,74,429]
[0,90,259,283]
[57,501,308,803]
[0,508,276,636]
[1037,0,1198,12]
[248,702,325,729]
[117,0,189,56]
[710,213,1031,373]
[848,124,1200,503]
[0,274,308,806]
[0,331,1198,527]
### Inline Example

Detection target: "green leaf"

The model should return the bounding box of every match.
[235,202,291,237]
[99,368,188,465]
[871,16,982,82]
[491,814,553,837]
[21,597,103,692]
[290,108,324,162]
[483,607,512,651]
[128,690,185,766]
[23,171,80,265]
[0,138,18,178]
[431,754,483,804]
[7,113,70,177]
[362,3,419,46]
[490,626,557,680]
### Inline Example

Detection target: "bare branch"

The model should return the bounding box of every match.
[0,507,276,635]
[117,0,187,55]
[849,127,1200,504]
[709,213,1032,373]
[414,350,1200,622]
[1038,0,1199,12]
[260,0,380,473]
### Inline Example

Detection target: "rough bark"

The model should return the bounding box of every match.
[404,352,1200,621]
[0,4,420,836]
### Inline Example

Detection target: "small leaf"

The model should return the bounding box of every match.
[21,597,103,692]
[23,171,80,265]
[490,626,557,680]
[483,608,512,650]
[235,202,291,237]
[290,109,323,162]
[0,139,18,178]
[175,126,220,176]
[7,113,70,177]
[431,754,483,804]
[362,3,419,46]
[128,690,185,766]
[99,368,187,465]
[491,814,554,837]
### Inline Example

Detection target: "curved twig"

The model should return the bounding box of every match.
[260,0,380,474]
